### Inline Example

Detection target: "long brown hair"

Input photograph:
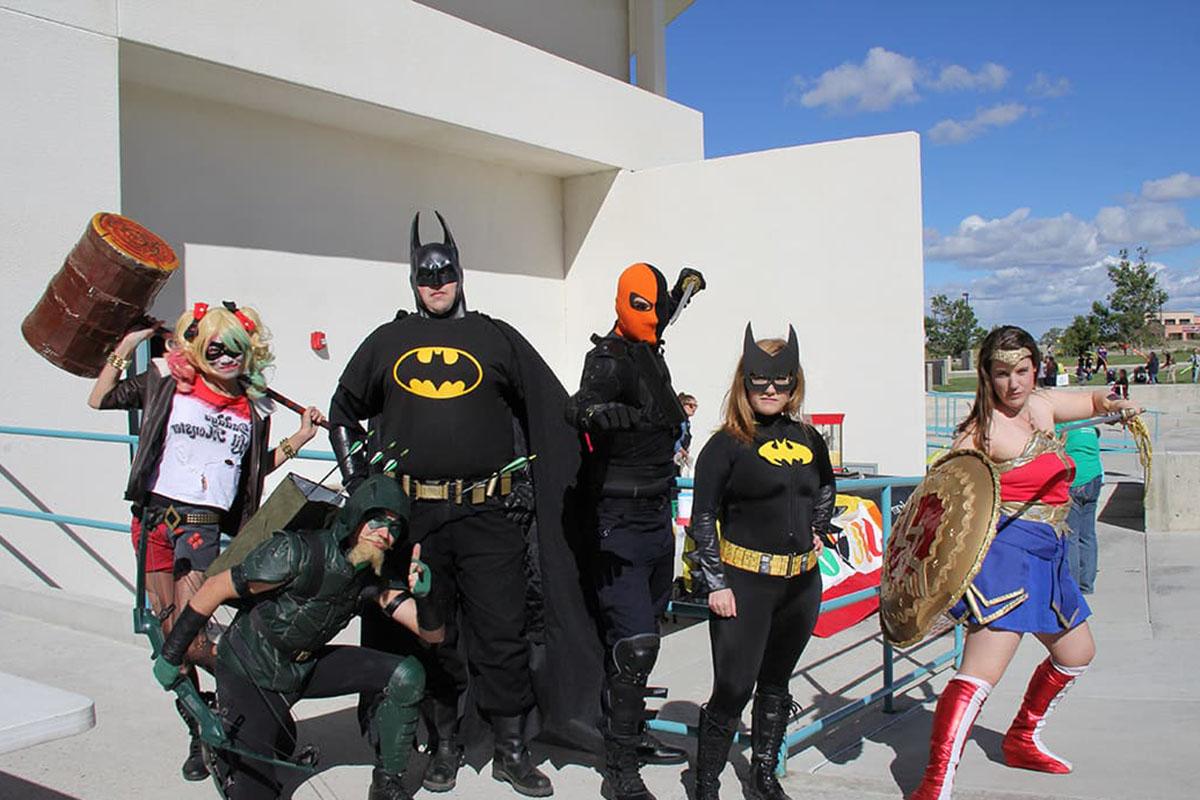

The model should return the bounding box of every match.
[721,337,805,443]
[955,325,1040,451]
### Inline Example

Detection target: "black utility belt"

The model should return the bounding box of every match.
[400,473,512,505]
[141,500,222,527]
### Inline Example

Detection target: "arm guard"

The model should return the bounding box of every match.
[690,510,727,592]
[812,484,842,545]
[160,605,210,666]
[330,425,369,494]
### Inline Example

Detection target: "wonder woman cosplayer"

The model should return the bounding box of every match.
[910,325,1139,800]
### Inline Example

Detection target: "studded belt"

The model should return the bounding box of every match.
[146,504,222,529]
[720,540,819,578]
[400,473,512,505]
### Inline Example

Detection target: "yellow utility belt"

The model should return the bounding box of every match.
[400,473,512,505]
[720,539,818,578]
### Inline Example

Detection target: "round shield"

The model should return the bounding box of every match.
[880,449,1000,646]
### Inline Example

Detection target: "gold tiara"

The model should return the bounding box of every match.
[992,347,1032,366]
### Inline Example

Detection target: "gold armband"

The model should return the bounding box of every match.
[279,438,297,460]
[106,351,130,372]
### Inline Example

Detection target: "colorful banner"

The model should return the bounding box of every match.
[813,493,884,637]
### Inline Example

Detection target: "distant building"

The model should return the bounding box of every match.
[1148,310,1200,341]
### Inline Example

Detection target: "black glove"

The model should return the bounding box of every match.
[583,402,641,431]
[689,511,727,593]
[330,425,369,494]
[503,473,535,528]
[670,267,706,305]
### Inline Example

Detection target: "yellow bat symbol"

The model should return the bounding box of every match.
[757,438,813,466]
[393,346,483,399]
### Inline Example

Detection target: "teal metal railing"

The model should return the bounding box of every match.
[0,424,333,539]
[651,474,963,774]
[2,424,952,774]
[927,391,1162,455]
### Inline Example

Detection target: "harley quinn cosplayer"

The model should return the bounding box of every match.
[688,325,838,800]
[910,325,1139,800]
[89,302,324,781]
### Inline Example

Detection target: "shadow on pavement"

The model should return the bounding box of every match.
[1098,481,1144,532]
[0,772,83,800]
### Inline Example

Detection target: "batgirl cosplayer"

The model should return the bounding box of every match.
[88,302,324,781]
[688,325,838,800]
[909,325,1140,800]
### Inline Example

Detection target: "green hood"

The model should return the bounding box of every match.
[334,475,411,542]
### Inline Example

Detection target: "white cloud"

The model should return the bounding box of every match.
[928,62,1009,91]
[926,199,1200,271]
[925,207,1099,267]
[789,48,1011,113]
[1095,203,1200,249]
[927,103,1029,145]
[1027,72,1071,98]
[1142,172,1200,202]
[790,47,921,112]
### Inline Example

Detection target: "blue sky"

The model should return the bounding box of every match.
[665,0,1200,335]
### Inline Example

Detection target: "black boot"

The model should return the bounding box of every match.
[368,767,414,800]
[636,731,688,766]
[749,691,794,800]
[176,697,210,782]
[693,706,735,800]
[492,714,553,797]
[603,733,656,800]
[421,699,463,792]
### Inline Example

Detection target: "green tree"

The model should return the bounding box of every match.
[1039,326,1064,352]
[925,294,986,357]
[1059,314,1101,358]
[1102,247,1169,346]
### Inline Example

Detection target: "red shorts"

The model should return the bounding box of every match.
[130,516,175,573]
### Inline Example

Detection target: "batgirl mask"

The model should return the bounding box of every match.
[742,323,799,394]
[614,263,670,344]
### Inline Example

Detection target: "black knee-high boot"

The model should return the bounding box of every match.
[693,706,736,800]
[750,690,793,800]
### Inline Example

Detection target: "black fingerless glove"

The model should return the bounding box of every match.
[690,511,727,593]
[161,605,210,666]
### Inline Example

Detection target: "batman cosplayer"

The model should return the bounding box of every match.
[328,212,601,797]
[565,262,704,800]
[688,325,839,800]
[152,476,442,800]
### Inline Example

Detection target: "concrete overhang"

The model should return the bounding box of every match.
[114,0,703,176]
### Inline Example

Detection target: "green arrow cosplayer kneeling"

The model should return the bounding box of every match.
[154,475,443,800]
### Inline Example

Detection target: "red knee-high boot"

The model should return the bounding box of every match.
[1002,658,1086,774]
[909,676,991,800]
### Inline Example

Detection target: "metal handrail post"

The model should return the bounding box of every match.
[881,483,895,714]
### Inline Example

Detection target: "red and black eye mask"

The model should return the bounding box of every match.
[614,263,670,344]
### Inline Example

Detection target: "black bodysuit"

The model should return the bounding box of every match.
[692,416,836,718]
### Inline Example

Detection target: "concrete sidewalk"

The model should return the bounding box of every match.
[1,468,1196,799]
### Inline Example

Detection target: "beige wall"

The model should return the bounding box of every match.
[0,7,135,602]
[418,0,630,81]
[563,134,928,476]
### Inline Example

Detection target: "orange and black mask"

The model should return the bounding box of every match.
[614,263,670,344]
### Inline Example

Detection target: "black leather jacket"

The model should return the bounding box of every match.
[98,359,272,532]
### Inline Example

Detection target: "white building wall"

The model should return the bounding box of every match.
[0,7,135,602]
[0,2,926,606]
[417,0,630,81]
[563,134,927,476]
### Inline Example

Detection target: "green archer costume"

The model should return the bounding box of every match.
[154,476,442,800]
